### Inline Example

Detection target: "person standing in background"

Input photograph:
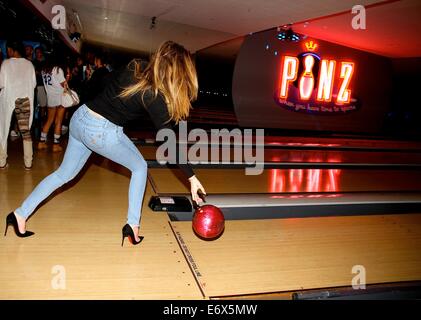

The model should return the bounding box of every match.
[33,47,47,123]
[0,40,36,169]
[60,65,73,136]
[25,45,34,62]
[70,56,84,95]
[9,44,34,139]
[38,57,68,153]
[85,53,110,101]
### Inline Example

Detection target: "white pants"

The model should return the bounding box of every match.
[0,139,33,168]
[0,97,33,168]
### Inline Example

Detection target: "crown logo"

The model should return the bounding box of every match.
[305,40,318,52]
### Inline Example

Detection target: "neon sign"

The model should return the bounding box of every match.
[275,41,360,114]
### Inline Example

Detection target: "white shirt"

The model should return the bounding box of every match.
[0,57,36,149]
[42,67,66,107]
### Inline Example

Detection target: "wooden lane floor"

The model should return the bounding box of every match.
[128,132,421,151]
[0,140,203,299]
[170,214,421,298]
[138,146,421,165]
[148,167,421,194]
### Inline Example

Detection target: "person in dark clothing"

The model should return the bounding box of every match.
[25,45,33,61]
[85,53,110,100]
[7,41,206,246]
[33,47,47,122]
[70,56,84,94]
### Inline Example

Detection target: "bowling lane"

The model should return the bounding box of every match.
[129,133,421,151]
[262,136,421,151]
[148,168,421,194]
[139,145,421,166]
[170,213,421,298]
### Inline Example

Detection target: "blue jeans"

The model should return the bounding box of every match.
[15,104,148,226]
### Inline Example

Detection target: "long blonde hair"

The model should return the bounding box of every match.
[120,41,198,123]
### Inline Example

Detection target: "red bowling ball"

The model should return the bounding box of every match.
[192,205,225,240]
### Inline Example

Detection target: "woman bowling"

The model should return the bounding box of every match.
[4,41,206,246]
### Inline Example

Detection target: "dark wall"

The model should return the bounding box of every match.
[81,42,149,69]
[193,55,235,110]
[81,43,236,110]
[386,58,421,137]
[0,0,65,55]
[232,29,395,134]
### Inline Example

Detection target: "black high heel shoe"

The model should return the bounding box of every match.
[4,212,34,238]
[121,224,143,246]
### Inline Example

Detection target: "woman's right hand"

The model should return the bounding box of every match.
[189,175,206,205]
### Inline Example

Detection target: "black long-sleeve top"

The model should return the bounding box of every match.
[86,60,194,178]
[85,66,110,101]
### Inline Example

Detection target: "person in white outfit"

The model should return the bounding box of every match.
[38,57,67,152]
[0,40,36,169]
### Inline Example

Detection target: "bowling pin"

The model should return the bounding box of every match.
[299,55,315,100]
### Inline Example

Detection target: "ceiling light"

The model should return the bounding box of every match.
[277,27,301,42]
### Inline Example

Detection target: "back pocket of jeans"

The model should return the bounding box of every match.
[83,128,105,149]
